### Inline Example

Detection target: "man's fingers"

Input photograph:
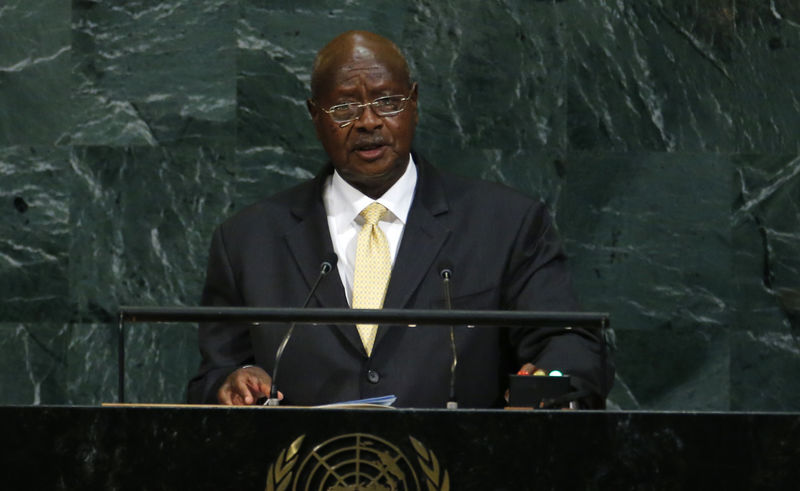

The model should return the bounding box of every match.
[217,366,275,406]
[217,369,256,405]
[255,382,271,398]
[246,379,269,399]
[233,374,255,404]
[218,380,244,406]
[217,385,233,405]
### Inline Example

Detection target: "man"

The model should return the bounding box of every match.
[187,30,612,408]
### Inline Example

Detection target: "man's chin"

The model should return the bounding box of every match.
[348,153,397,177]
[340,154,409,196]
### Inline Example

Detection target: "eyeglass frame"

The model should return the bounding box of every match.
[310,83,417,127]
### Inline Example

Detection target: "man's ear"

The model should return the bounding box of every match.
[306,99,318,119]
[410,83,419,125]
[307,99,323,141]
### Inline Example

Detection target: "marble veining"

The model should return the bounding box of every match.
[0,0,798,409]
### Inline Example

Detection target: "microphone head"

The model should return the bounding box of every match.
[438,261,453,280]
[321,252,338,275]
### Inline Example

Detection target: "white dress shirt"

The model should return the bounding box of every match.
[322,155,418,305]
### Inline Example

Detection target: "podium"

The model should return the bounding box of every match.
[61,307,793,488]
[117,306,612,404]
[3,405,799,490]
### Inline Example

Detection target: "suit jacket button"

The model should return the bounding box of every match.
[367,370,380,384]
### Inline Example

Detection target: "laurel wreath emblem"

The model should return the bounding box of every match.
[409,436,450,491]
[264,433,448,491]
[265,435,304,491]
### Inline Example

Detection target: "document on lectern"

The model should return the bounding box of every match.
[102,394,398,409]
[314,394,397,409]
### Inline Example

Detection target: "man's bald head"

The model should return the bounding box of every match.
[311,30,412,101]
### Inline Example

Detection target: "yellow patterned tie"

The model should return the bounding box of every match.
[352,202,391,356]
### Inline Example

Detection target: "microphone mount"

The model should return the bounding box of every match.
[267,257,334,405]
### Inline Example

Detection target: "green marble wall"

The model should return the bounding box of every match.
[1,0,798,410]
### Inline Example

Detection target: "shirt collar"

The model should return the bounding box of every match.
[329,154,418,225]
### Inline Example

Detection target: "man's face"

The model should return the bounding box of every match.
[309,51,418,198]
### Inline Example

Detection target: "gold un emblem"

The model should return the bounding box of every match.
[265,433,450,491]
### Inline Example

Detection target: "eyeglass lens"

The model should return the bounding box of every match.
[328,96,407,123]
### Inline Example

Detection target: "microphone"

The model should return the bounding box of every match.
[440,266,458,409]
[267,254,336,406]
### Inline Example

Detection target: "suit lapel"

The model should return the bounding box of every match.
[284,170,348,310]
[375,154,451,348]
[383,206,450,309]
[284,168,363,353]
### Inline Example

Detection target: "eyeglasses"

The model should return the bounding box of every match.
[313,84,416,127]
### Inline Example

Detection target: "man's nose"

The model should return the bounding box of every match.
[354,103,383,131]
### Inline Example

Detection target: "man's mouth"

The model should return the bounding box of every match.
[353,142,388,161]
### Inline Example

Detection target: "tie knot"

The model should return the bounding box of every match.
[360,202,387,226]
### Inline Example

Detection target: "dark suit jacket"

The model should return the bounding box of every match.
[187,154,612,407]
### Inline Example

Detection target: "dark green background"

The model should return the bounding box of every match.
[1,0,798,410]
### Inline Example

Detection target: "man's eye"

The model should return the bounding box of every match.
[375,98,401,110]
[330,104,357,117]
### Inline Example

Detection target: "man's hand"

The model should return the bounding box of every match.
[217,366,283,405]
[516,362,538,376]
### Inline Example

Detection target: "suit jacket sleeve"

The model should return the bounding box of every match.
[186,224,254,404]
[504,201,613,406]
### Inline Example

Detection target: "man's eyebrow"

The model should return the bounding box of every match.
[329,86,360,98]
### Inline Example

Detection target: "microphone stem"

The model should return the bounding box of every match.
[442,271,458,409]
[269,262,332,404]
